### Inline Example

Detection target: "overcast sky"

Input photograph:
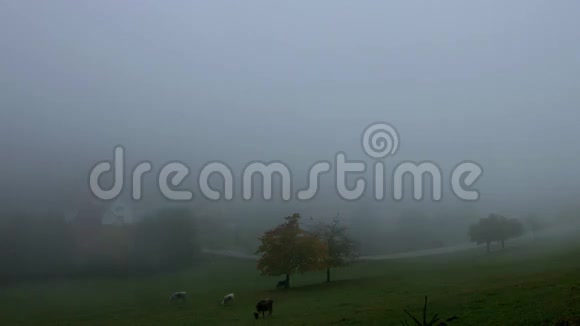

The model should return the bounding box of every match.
[1,1,579,214]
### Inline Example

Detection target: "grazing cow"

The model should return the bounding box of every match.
[276,280,288,289]
[169,291,187,303]
[253,298,273,319]
[221,293,235,305]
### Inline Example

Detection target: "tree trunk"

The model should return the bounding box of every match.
[326,267,330,283]
[501,240,505,250]
[285,273,290,288]
[486,241,490,253]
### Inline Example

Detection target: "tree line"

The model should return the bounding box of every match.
[0,207,199,283]
[256,212,528,287]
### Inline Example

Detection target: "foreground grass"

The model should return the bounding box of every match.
[2,237,580,325]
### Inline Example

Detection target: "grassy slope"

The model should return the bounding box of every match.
[1,238,580,325]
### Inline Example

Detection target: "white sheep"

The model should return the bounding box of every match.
[169,291,187,303]
[221,293,235,305]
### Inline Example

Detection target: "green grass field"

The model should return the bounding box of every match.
[2,237,580,325]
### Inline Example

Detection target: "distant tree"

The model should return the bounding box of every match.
[313,216,358,282]
[256,213,326,288]
[469,214,524,252]
[498,216,524,249]
[524,213,543,240]
[469,216,494,253]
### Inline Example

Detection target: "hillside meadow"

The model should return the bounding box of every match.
[1,236,579,325]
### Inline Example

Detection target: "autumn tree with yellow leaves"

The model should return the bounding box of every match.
[256,213,326,288]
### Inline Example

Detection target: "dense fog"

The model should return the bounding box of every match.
[1,1,579,281]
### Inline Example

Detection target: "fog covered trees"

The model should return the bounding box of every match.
[256,213,326,288]
[131,207,199,272]
[256,213,358,286]
[313,216,358,282]
[469,214,524,252]
[0,207,200,282]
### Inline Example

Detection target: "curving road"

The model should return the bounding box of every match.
[201,224,580,261]
[201,242,477,261]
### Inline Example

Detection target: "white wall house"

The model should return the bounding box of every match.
[65,199,137,225]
